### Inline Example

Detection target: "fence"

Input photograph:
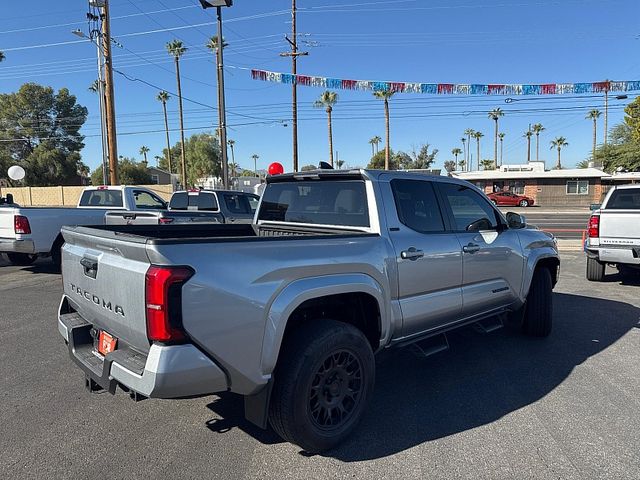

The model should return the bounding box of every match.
[0,185,175,206]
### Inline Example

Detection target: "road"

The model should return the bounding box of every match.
[500,208,591,240]
[2,253,640,479]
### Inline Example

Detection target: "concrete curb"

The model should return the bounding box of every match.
[556,239,584,252]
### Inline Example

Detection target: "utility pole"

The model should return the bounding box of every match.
[216,6,229,189]
[280,0,308,172]
[604,86,609,148]
[100,0,118,185]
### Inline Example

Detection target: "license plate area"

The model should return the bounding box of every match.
[97,330,118,356]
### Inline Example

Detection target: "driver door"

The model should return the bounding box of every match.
[436,182,524,318]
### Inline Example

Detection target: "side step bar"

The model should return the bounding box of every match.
[473,315,504,333]
[410,333,449,358]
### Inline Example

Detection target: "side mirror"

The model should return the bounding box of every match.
[506,212,526,229]
[590,203,601,211]
[466,217,494,232]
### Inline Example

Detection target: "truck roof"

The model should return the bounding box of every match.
[266,169,462,185]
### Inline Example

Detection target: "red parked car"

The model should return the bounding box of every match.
[487,191,535,207]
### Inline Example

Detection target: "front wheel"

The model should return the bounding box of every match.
[6,252,37,266]
[519,199,529,207]
[522,267,553,337]
[269,320,375,453]
[586,256,605,282]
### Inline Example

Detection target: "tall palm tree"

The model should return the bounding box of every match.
[531,123,545,162]
[472,131,484,171]
[480,159,494,170]
[586,110,601,161]
[205,35,227,52]
[373,135,382,154]
[374,91,394,170]
[452,148,462,163]
[166,40,188,186]
[251,154,259,176]
[523,130,533,163]
[156,90,173,174]
[139,146,150,163]
[88,80,101,93]
[228,139,236,173]
[550,136,569,169]
[314,90,339,166]
[229,162,239,177]
[464,128,475,171]
[154,155,162,166]
[488,108,504,168]
[368,138,376,157]
[498,132,505,166]
[461,137,467,169]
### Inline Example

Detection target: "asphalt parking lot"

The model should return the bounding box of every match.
[1,252,640,479]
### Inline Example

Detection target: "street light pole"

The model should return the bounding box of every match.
[216,6,229,189]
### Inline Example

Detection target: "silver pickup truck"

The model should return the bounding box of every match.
[585,184,640,281]
[57,170,559,452]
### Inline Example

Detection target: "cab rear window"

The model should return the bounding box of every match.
[258,180,369,227]
[169,192,219,211]
[607,188,640,209]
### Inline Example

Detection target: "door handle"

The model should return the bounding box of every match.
[401,247,424,260]
[463,243,480,254]
[80,257,98,278]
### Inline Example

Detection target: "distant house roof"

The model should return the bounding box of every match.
[608,172,640,181]
[453,167,611,181]
[147,166,171,175]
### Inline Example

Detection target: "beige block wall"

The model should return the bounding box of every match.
[0,185,175,206]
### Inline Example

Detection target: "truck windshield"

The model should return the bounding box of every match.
[79,189,123,207]
[258,180,369,227]
[607,188,640,209]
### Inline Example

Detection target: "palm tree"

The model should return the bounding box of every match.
[139,146,150,163]
[550,136,569,169]
[472,131,484,171]
[251,154,259,176]
[586,110,601,161]
[228,139,236,173]
[156,90,173,174]
[368,138,376,157]
[0,51,5,63]
[154,155,162,166]
[88,80,101,93]
[314,91,339,166]
[523,130,533,163]
[229,162,239,177]
[464,128,475,170]
[458,160,466,170]
[374,91,394,170]
[498,132,505,166]
[461,137,467,169]
[452,148,462,163]
[531,123,545,162]
[373,135,382,154]
[480,159,494,170]
[205,35,227,53]
[488,108,504,168]
[166,40,188,186]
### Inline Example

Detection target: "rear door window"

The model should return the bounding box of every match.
[438,182,499,232]
[223,194,252,214]
[606,188,640,209]
[79,189,123,207]
[390,179,445,233]
[133,190,166,210]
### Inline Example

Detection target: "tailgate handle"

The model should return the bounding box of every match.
[80,257,98,279]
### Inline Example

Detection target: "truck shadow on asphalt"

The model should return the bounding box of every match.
[204,292,640,459]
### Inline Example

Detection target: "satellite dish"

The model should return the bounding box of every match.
[8,165,25,181]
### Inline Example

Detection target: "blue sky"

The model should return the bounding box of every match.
[1,0,639,174]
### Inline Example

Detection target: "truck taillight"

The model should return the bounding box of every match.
[588,215,600,238]
[14,215,31,234]
[159,217,174,224]
[145,265,194,343]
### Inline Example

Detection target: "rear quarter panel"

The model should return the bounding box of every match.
[149,234,396,395]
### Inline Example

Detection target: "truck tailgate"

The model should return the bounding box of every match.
[0,209,16,238]
[599,211,640,246]
[61,226,152,354]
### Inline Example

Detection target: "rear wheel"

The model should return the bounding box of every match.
[51,236,64,272]
[519,199,529,207]
[522,267,553,337]
[269,320,375,453]
[586,256,605,282]
[6,252,37,266]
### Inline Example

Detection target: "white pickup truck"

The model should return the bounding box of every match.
[585,184,640,281]
[0,185,167,267]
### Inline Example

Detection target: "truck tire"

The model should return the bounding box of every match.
[7,253,37,266]
[51,236,64,272]
[269,320,375,453]
[586,256,605,282]
[522,267,553,337]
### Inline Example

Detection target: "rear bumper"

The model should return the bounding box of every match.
[0,237,35,254]
[586,246,640,265]
[58,297,228,398]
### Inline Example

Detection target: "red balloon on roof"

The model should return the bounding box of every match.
[268,162,285,175]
